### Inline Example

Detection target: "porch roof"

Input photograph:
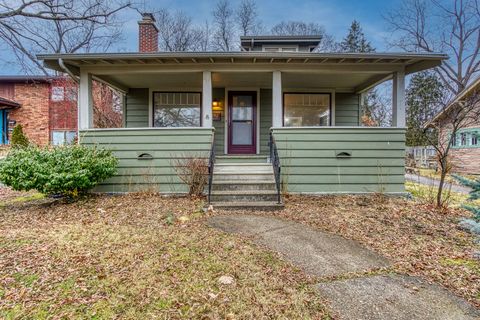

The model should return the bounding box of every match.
[38,51,446,73]
[37,51,448,93]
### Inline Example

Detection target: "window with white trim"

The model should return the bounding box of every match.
[284,93,331,127]
[153,92,201,127]
[262,46,299,52]
[51,86,65,101]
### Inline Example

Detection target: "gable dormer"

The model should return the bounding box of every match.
[240,35,322,52]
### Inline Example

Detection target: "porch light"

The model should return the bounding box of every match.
[212,99,223,111]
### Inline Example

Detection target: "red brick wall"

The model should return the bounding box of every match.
[9,83,50,146]
[49,79,77,132]
[449,147,480,174]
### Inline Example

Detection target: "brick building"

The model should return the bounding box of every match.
[0,76,77,145]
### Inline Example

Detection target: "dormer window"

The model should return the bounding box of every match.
[241,36,322,52]
[262,46,299,52]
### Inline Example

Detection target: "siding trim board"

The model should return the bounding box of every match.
[272,127,406,194]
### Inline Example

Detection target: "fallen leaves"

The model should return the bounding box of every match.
[0,191,329,319]
[210,194,480,308]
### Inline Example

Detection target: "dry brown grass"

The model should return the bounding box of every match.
[214,194,480,308]
[0,192,329,319]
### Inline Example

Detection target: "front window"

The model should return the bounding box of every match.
[153,92,201,127]
[284,93,331,127]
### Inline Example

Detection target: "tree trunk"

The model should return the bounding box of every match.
[436,159,447,208]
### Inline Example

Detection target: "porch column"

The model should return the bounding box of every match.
[202,71,212,127]
[272,71,282,127]
[392,69,406,127]
[78,70,93,130]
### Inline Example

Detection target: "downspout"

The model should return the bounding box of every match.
[58,58,81,145]
[58,58,79,83]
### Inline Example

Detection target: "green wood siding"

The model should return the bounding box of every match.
[212,88,225,154]
[260,89,272,154]
[335,93,360,126]
[79,128,214,193]
[272,127,406,193]
[125,88,149,128]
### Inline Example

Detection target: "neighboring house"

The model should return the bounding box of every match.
[0,76,77,145]
[37,13,448,206]
[427,76,480,175]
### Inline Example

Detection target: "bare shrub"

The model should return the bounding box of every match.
[171,154,208,197]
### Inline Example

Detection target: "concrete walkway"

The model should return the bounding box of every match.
[406,173,471,194]
[208,215,480,320]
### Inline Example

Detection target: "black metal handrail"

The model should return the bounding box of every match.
[207,132,215,204]
[269,131,282,204]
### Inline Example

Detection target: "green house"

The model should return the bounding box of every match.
[37,14,447,207]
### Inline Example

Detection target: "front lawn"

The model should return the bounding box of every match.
[1,189,478,317]
[0,193,328,319]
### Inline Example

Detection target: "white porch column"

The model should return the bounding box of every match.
[392,69,406,127]
[78,70,93,130]
[272,71,282,127]
[202,71,212,127]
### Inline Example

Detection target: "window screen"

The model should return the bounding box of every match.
[153,92,201,127]
[284,93,330,127]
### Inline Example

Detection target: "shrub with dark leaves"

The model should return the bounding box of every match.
[0,145,118,197]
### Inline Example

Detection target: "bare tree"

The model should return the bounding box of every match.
[385,0,480,95]
[425,89,480,208]
[386,0,480,207]
[156,9,205,51]
[212,0,236,51]
[270,21,335,51]
[0,0,131,74]
[236,0,262,36]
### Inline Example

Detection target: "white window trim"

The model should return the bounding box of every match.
[283,88,336,126]
[262,45,299,52]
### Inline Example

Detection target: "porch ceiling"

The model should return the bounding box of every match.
[86,71,394,93]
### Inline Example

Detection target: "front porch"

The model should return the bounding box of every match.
[38,51,447,194]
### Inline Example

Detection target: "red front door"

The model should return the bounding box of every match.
[228,91,257,154]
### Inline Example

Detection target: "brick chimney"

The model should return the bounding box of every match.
[138,13,158,52]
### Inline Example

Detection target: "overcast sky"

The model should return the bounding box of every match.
[0,0,402,75]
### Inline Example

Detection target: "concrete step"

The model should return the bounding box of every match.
[214,166,273,174]
[211,181,276,191]
[210,201,284,210]
[210,190,279,202]
[213,172,275,181]
[216,155,269,164]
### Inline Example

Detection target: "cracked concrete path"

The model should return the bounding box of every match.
[317,275,480,320]
[208,214,390,277]
[208,215,480,320]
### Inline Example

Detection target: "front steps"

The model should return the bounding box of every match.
[209,158,283,210]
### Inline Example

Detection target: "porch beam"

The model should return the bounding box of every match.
[92,75,128,94]
[272,71,283,127]
[355,73,392,94]
[78,70,93,130]
[202,71,213,128]
[392,69,406,127]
